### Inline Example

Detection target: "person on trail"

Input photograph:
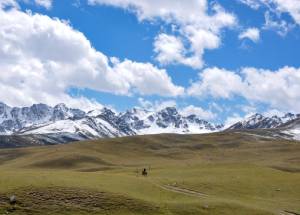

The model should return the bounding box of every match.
[142,168,148,176]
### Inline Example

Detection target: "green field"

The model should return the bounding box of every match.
[0,132,299,214]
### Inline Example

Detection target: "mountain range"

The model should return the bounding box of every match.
[227,113,300,130]
[0,102,299,145]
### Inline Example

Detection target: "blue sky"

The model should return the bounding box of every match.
[1,0,300,124]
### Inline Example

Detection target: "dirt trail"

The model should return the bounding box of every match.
[150,180,300,215]
[159,184,208,198]
[280,211,300,215]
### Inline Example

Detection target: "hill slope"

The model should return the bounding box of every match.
[0,132,299,214]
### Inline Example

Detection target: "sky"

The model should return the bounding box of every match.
[0,0,300,125]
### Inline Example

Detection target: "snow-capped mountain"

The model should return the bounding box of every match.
[1,102,299,145]
[227,113,300,130]
[119,107,222,135]
[279,118,300,141]
[0,102,85,135]
[0,102,223,143]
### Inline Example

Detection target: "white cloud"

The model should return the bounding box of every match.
[181,105,216,120]
[241,105,257,114]
[209,102,223,112]
[239,0,300,24]
[112,59,184,96]
[239,28,260,42]
[240,0,300,35]
[137,98,153,110]
[274,0,300,24]
[88,0,209,23]
[138,98,176,111]
[154,33,202,69]
[263,109,285,117]
[154,34,185,65]
[188,66,300,112]
[0,0,53,9]
[0,0,18,8]
[224,113,244,128]
[35,0,52,9]
[0,7,183,109]
[187,67,245,99]
[238,0,261,9]
[241,67,300,111]
[88,0,237,69]
[263,11,294,36]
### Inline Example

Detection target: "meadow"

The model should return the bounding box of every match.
[0,131,299,215]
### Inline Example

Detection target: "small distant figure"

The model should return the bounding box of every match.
[142,168,148,176]
[9,195,16,205]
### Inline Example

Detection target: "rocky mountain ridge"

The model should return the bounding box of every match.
[227,113,300,130]
[1,102,300,144]
[0,103,223,141]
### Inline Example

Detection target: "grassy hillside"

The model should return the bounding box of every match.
[0,131,299,214]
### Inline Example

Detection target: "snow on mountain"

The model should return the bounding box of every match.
[51,103,85,121]
[118,107,223,135]
[227,113,299,130]
[21,107,136,139]
[285,129,300,141]
[1,102,299,143]
[281,113,299,123]
[22,116,130,139]
[0,103,85,135]
[0,102,223,139]
[87,109,103,117]
[278,118,300,141]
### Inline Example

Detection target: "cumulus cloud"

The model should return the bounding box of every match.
[240,0,300,24]
[137,98,176,111]
[239,28,260,42]
[274,0,300,24]
[224,113,244,128]
[240,0,300,35]
[181,105,216,120]
[34,0,53,9]
[88,0,237,69]
[238,0,261,9]
[154,33,202,68]
[241,67,300,111]
[0,7,183,109]
[263,109,285,117]
[188,67,300,112]
[0,0,18,8]
[263,11,294,36]
[0,0,52,9]
[112,59,184,96]
[187,67,245,99]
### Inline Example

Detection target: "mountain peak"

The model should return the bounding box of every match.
[228,112,300,130]
[248,113,263,119]
[54,103,68,109]
[0,102,8,107]
[158,106,178,116]
[1,101,299,140]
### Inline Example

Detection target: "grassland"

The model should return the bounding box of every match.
[0,131,299,214]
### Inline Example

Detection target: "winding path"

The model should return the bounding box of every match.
[158,183,208,198]
[147,179,207,198]
[149,180,300,215]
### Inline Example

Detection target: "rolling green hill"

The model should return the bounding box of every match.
[0,131,299,214]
